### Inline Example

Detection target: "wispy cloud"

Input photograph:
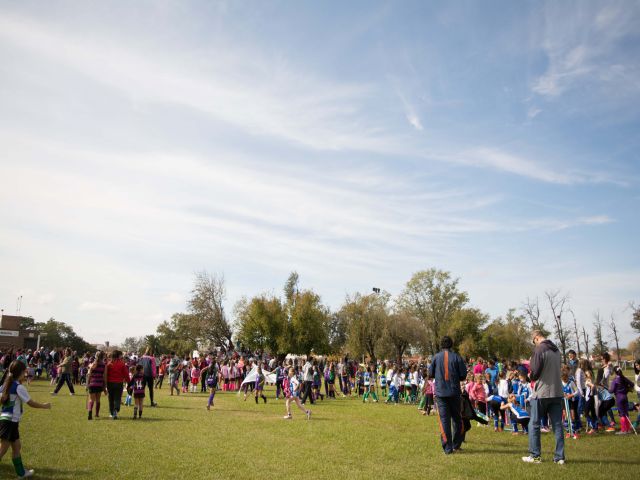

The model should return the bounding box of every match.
[78,302,120,313]
[532,2,640,98]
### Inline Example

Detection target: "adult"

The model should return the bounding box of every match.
[522,330,565,465]
[51,348,75,395]
[167,352,182,396]
[300,356,314,405]
[105,350,130,420]
[138,347,157,407]
[428,336,467,455]
[596,352,616,427]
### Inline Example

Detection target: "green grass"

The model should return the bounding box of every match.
[3,380,638,479]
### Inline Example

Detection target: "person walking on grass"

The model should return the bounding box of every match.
[87,351,107,420]
[283,367,311,420]
[51,348,75,396]
[138,347,157,407]
[0,360,51,479]
[129,365,146,420]
[105,350,130,420]
[522,330,565,465]
[428,336,467,455]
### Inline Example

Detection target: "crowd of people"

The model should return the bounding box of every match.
[0,340,639,476]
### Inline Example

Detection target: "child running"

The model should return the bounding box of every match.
[204,362,218,411]
[362,365,378,403]
[0,360,51,479]
[283,367,311,420]
[255,364,267,404]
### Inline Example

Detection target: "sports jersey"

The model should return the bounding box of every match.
[0,381,30,422]
[509,403,530,419]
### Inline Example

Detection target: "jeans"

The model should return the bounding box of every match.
[54,373,75,394]
[300,381,314,404]
[143,375,155,405]
[529,397,565,461]
[435,395,463,453]
[107,382,124,416]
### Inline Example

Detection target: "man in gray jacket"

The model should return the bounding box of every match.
[522,330,565,465]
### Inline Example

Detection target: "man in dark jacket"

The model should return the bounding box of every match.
[522,330,565,465]
[428,336,467,454]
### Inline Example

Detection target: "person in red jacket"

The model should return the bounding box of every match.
[105,350,130,420]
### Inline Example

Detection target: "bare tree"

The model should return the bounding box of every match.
[592,310,608,357]
[608,314,621,366]
[581,325,590,359]
[569,309,582,358]
[522,296,547,332]
[545,290,572,363]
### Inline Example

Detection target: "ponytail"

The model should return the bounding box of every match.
[1,361,27,404]
[1,372,13,404]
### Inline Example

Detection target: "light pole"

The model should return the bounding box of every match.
[36,332,47,350]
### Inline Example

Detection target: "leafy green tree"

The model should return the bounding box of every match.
[156,313,199,355]
[397,268,468,355]
[382,309,421,365]
[445,308,488,358]
[481,309,531,361]
[286,290,331,355]
[631,302,640,335]
[144,335,163,354]
[327,312,348,354]
[341,292,388,363]
[36,318,93,353]
[234,295,286,355]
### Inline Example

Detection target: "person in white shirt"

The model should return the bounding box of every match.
[283,368,311,420]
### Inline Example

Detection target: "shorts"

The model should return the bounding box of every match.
[88,386,104,394]
[133,393,145,399]
[0,421,19,442]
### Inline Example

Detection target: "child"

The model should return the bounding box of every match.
[584,372,598,434]
[204,362,218,410]
[124,366,135,407]
[362,366,378,403]
[0,360,51,478]
[561,369,580,434]
[423,375,435,416]
[254,365,267,404]
[283,367,311,420]
[87,351,107,420]
[129,365,145,419]
[379,364,387,399]
[312,363,324,402]
[500,393,530,434]
[327,363,336,399]
[487,392,505,432]
[609,367,635,434]
[190,364,200,393]
[469,374,487,417]
[595,382,616,432]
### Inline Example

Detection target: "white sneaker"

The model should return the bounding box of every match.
[19,469,35,478]
[522,456,542,464]
[554,459,565,465]
[283,414,292,420]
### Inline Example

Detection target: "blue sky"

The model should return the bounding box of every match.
[0,1,639,346]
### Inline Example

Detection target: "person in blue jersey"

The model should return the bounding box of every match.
[428,336,467,455]
[362,365,378,403]
[0,361,51,479]
[500,394,530,434]
[522,330,565,465]
[485,360,499,395]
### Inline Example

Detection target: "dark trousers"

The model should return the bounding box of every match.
[107,382,124,415]
[300,381,314,404]
[143,376,155,405]
[54,373,75,394]
[435,395,463,453]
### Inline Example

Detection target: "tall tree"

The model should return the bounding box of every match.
[156,313,199,355]
[592,311,608,357]
[522,296,547,333]
[631,302,640,335]
[397,268,468,355]
[384,309,422,365]
[545,289,572,363]
[234,295,286,356]
[286,290,331,355]
[187,271,233,351]
[284,271,299,305]
[608,314,622,365]
[445,308,488,359]
[35,318,93,353]
[581,325,590,359]
[481,309,531,361]
[341,292,388,363]
[569,309,582,358]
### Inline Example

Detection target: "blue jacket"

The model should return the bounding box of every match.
[428,349,467,397]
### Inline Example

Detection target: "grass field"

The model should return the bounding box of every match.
[3,380,638,479]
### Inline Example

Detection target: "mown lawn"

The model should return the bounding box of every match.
[4,380,638,479]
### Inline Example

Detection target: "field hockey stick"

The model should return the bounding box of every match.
[625,415,638,435]
[564,397,573,437]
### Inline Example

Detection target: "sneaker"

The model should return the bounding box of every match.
[554,459,565,465]
[88,411,92,420]
[306,410,311,420]
[70,393,75,396]
[540,427,550,433]
[522,456,542,464]
[615,431,629,435]
[19,469,34,478]
[50,392,58,396]
[283,414,292,420]
[605,427,616,433]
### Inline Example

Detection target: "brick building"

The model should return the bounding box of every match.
[0,314,38,350]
